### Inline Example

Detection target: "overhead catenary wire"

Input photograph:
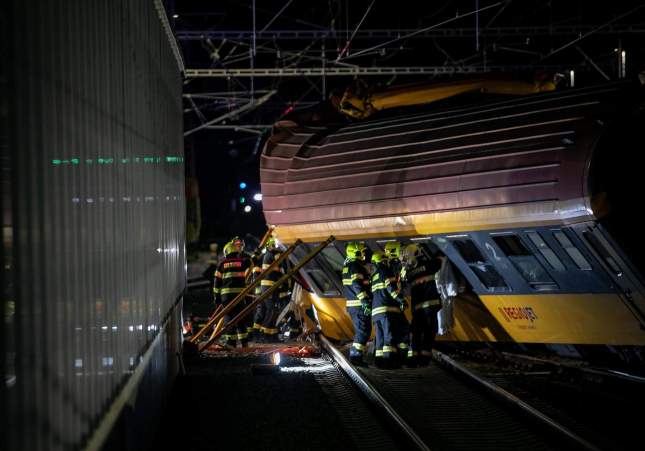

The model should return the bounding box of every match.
[538,2,645,61]
[336,1,503,61]
[260,0,293,33]
[184,90,276,136]
[336,0,377,61]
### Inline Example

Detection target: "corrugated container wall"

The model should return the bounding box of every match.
[1,1,185,450]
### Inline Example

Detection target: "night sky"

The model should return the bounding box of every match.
[186,128,267,245]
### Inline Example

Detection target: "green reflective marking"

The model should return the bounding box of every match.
[71,158,79,165]
[52,159,62,165]
[86,159,93,164]
[121,158,129,164]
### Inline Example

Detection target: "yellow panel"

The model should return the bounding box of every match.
[273,199,593,244]
[311,290,645,346]
[479,294,645,345]
[304,292,354,341]
[437,292,514,343]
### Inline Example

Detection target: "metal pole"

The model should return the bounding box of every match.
[322,43,326,99]
[189,239,301,343]
[475,0,480,51]
[200,236,335,351]
[251,0,256,98]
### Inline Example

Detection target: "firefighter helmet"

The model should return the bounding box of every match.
[384,241,401,259]
[265,236,277,250]
[346,242,366,260]
[371,251,386,264]
[223,241,236,256]
[230,236,245,253]
[401,243,420,267]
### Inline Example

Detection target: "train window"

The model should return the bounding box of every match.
[292,244,342,296]
[305,268,341,296]
[526,232,565,271]
[553,231,592,270]
[451,239,508,289]
[492,235,558,290]
[320,245,345,272]
[582,231,623,277]
[452,239,486,264]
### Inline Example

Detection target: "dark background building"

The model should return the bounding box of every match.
[2,1,645,450]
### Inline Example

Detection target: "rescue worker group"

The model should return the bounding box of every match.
[210,236,444,369]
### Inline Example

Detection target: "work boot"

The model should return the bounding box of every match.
[265,334,279,344]
[349,354,365,366]
[404,356,419,368]
[417,355,431,367]
[382,358,401,370]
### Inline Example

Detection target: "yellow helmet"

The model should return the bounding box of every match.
[223,241,236,256]
[401,243,420,261]
[371,251,386,264]
[346,242,366,260]
[230,236,244,252]
[265,236,277,250]
[384,241,401,259]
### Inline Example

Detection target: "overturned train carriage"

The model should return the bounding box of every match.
[260,81,645,365]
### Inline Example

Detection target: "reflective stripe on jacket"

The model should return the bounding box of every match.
[342,259,372,309]
[213,253,253,302]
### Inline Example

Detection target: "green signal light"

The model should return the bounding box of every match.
[239,197,246,204]
[52,159,62,165]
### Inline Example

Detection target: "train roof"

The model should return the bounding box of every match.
[260,81,644,243]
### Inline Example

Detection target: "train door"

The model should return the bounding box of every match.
[570,222,645,331]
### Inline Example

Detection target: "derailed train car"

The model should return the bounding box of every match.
[260,80,645,367]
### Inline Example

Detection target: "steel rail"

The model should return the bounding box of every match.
[433,350,603,451]
[320,335,431,451]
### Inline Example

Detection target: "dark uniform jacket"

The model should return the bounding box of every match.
[342,259,372,310]
[404,255,442,310]
[213,252,253,304]
[371,262,403,315]
[260,250,289,300]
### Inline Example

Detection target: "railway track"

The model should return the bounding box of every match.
[320,336,602,451]
[430,348,645,451]
[160,337,624,450]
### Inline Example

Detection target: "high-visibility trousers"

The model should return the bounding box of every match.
[347,306,371,357]
[410,300,441,357]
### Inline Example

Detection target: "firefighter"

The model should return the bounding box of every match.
[370,251,409,369]
[258,237,290,342]
[342,242,372,365]
[213,237,253,348]
[384,241,403,281]
[400,244,443,366]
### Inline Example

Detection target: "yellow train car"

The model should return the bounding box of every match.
[260,80,645,367]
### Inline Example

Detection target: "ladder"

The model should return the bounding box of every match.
[197,236,335,353]
[189,238,302,344]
